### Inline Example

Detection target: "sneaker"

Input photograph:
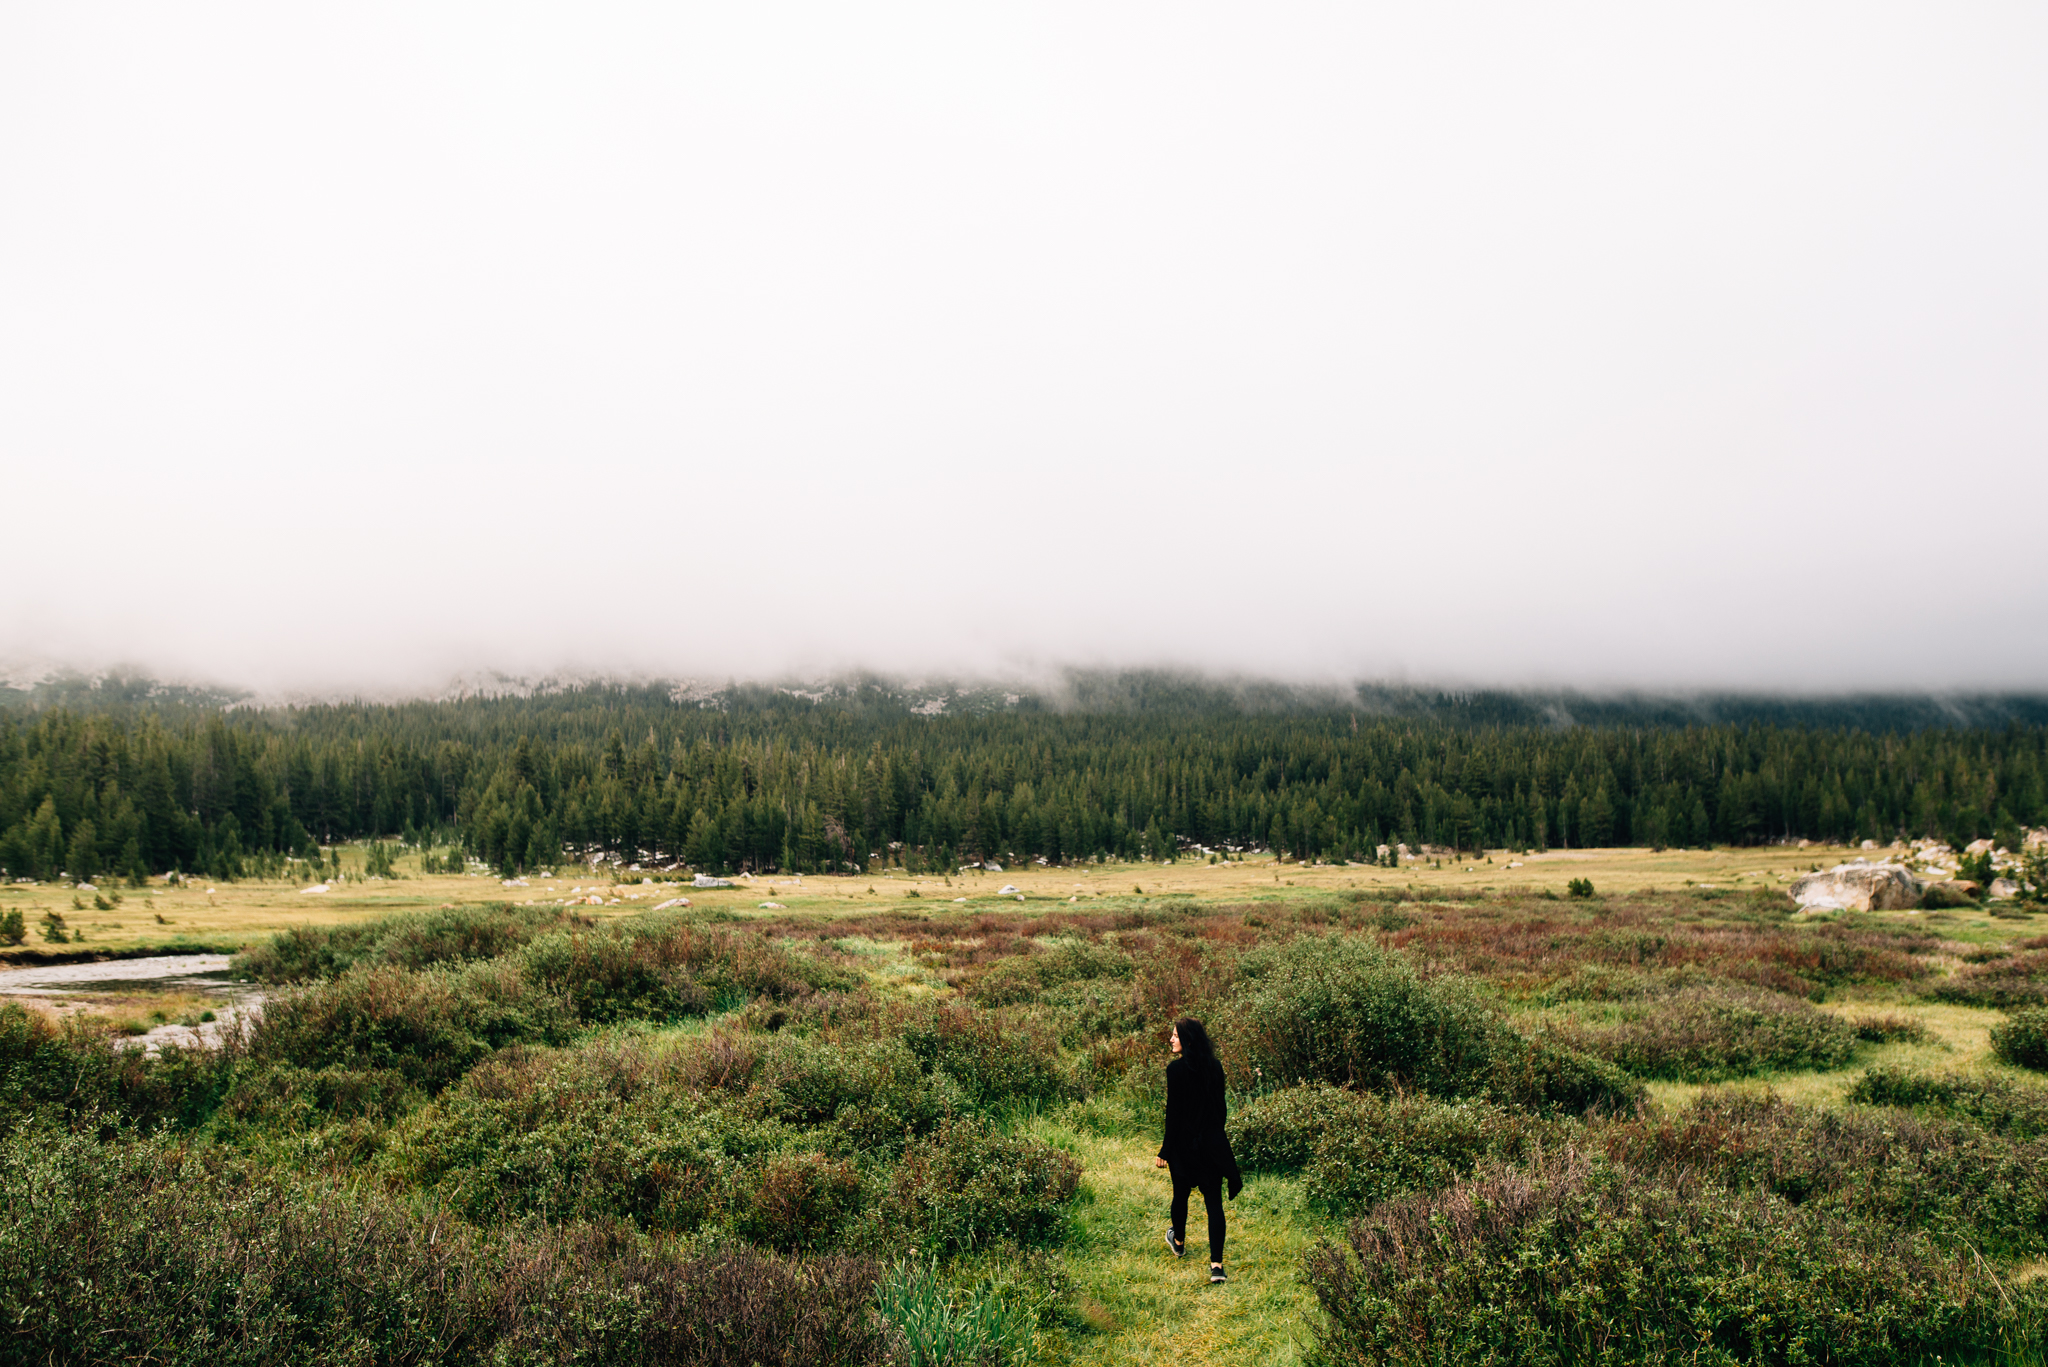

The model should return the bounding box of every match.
[1164,1229,1185,1259]
[1209,1264,1227,1284]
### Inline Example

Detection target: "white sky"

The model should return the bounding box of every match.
[2,3,2044,694]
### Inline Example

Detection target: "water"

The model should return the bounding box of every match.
[0,953,263,1051]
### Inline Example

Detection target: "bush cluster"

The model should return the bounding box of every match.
[1304,1149,2048,1367]
[1990,1006,2048,1071]
[1849,1066,2048,1140]
[1228,1082,1554,1216]
[1552,984,1858,1081]
[0,1123,896,1367]
[248,917,861,1093]
[1602,1089,2048,1258]
[1926,950,2048,1008]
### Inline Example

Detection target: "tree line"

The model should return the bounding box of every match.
[0,683,2042,879]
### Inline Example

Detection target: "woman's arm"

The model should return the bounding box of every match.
[1157,1059,1184,1165]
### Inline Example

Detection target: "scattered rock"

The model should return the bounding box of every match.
[983,861,1004,873]
[298,884,331,895]
[692,874,733,889]
[1789,862,1922,912]
[1966,838,1997,856]
[997,884,1019,896]
[1990,879,2021,900]
[758,901,785,910]
[651,897,692,911]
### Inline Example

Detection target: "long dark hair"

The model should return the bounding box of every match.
[1174,1017,1217,1064]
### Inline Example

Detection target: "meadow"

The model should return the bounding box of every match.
[5,843,2048,1365]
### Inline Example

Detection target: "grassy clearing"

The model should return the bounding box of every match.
[1026,1122,1326,1367]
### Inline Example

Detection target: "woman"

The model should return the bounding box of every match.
[1154,1017,1241,1284]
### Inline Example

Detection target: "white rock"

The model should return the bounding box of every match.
[997,884,1019,896]
[298,884,331,895]
[952,897,967,903]
[1789,862,1921,912]
[651,897,692,911]
[1990,879,2020,900]
[758,901,786,909]
[1966,838,1996,856]
[692,874,734,888]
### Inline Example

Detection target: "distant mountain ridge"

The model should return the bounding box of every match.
[2,662,2044,733]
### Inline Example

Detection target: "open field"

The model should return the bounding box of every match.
[7,843,2048,1365]
[2,840,1989,962]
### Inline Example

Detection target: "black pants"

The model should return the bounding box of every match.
[1169,1165,1225,1264]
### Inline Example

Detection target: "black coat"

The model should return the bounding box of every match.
[1158,1055,1241,1191]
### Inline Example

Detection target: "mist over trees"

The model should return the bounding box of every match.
[0,680,2042,880]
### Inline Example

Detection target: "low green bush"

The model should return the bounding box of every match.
[734,1152,867,1252]
[1303,1150,2048,1367]
[1229,1084,1370,1171]
[1485,1037,1645,1115]
[745,1033,962,1152]
[886,1117,1080,1254]
[897,1003,1072,1110]
[0,1123,895,1367]
[1553,985,1857,1081]
[1847,1012,1930,1043]
[1926,951,2048,1008]
[1850,1066,2048,1139]
[1304,1093,1548,1217]
[1221,935,1506,1096]
[967,938,1133,1007]
[1990,1006,2048,1071]
[251,960,574,1092]
[233,903,585,982]
[1604,1089,2048,1258]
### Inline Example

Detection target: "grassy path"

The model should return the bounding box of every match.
[1029,1125,1329,1367]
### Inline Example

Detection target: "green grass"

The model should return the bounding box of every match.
[1025,1119,1328,1367]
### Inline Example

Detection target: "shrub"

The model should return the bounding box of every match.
[746,1034,961,1152]
[1850,1066,2048,1140]
[1847,1012,1930,1044]
[896,1003,1071,1110]
[0,1124,896,1366]
[215,1063,417,1130]
[1484,1037,1644,1115]
[734,1153,866,1252]
[233,903,581,982]
[381,1040,790,1231]
[1926,951,2048,1008]
[1303,1150,2048,1367]
[1990,1006,2048,1071]
[967,939,1133,1007]
[1222,935,1506,1096]
[251,960,573,1092]
[1304,1093,1548,1216]
[1229,1084,1370,1171]
[1566,877,1594,899]
[886,1117,1079,1254]
[1603,1089,2048,1258]
[1553,985,1857,1081]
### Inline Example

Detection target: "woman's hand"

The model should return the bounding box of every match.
[1155,1157,1168,1168]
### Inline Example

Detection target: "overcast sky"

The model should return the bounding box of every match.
[2,3,2044,696]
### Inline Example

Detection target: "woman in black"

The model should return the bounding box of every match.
[1154,1017,1239,1283]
